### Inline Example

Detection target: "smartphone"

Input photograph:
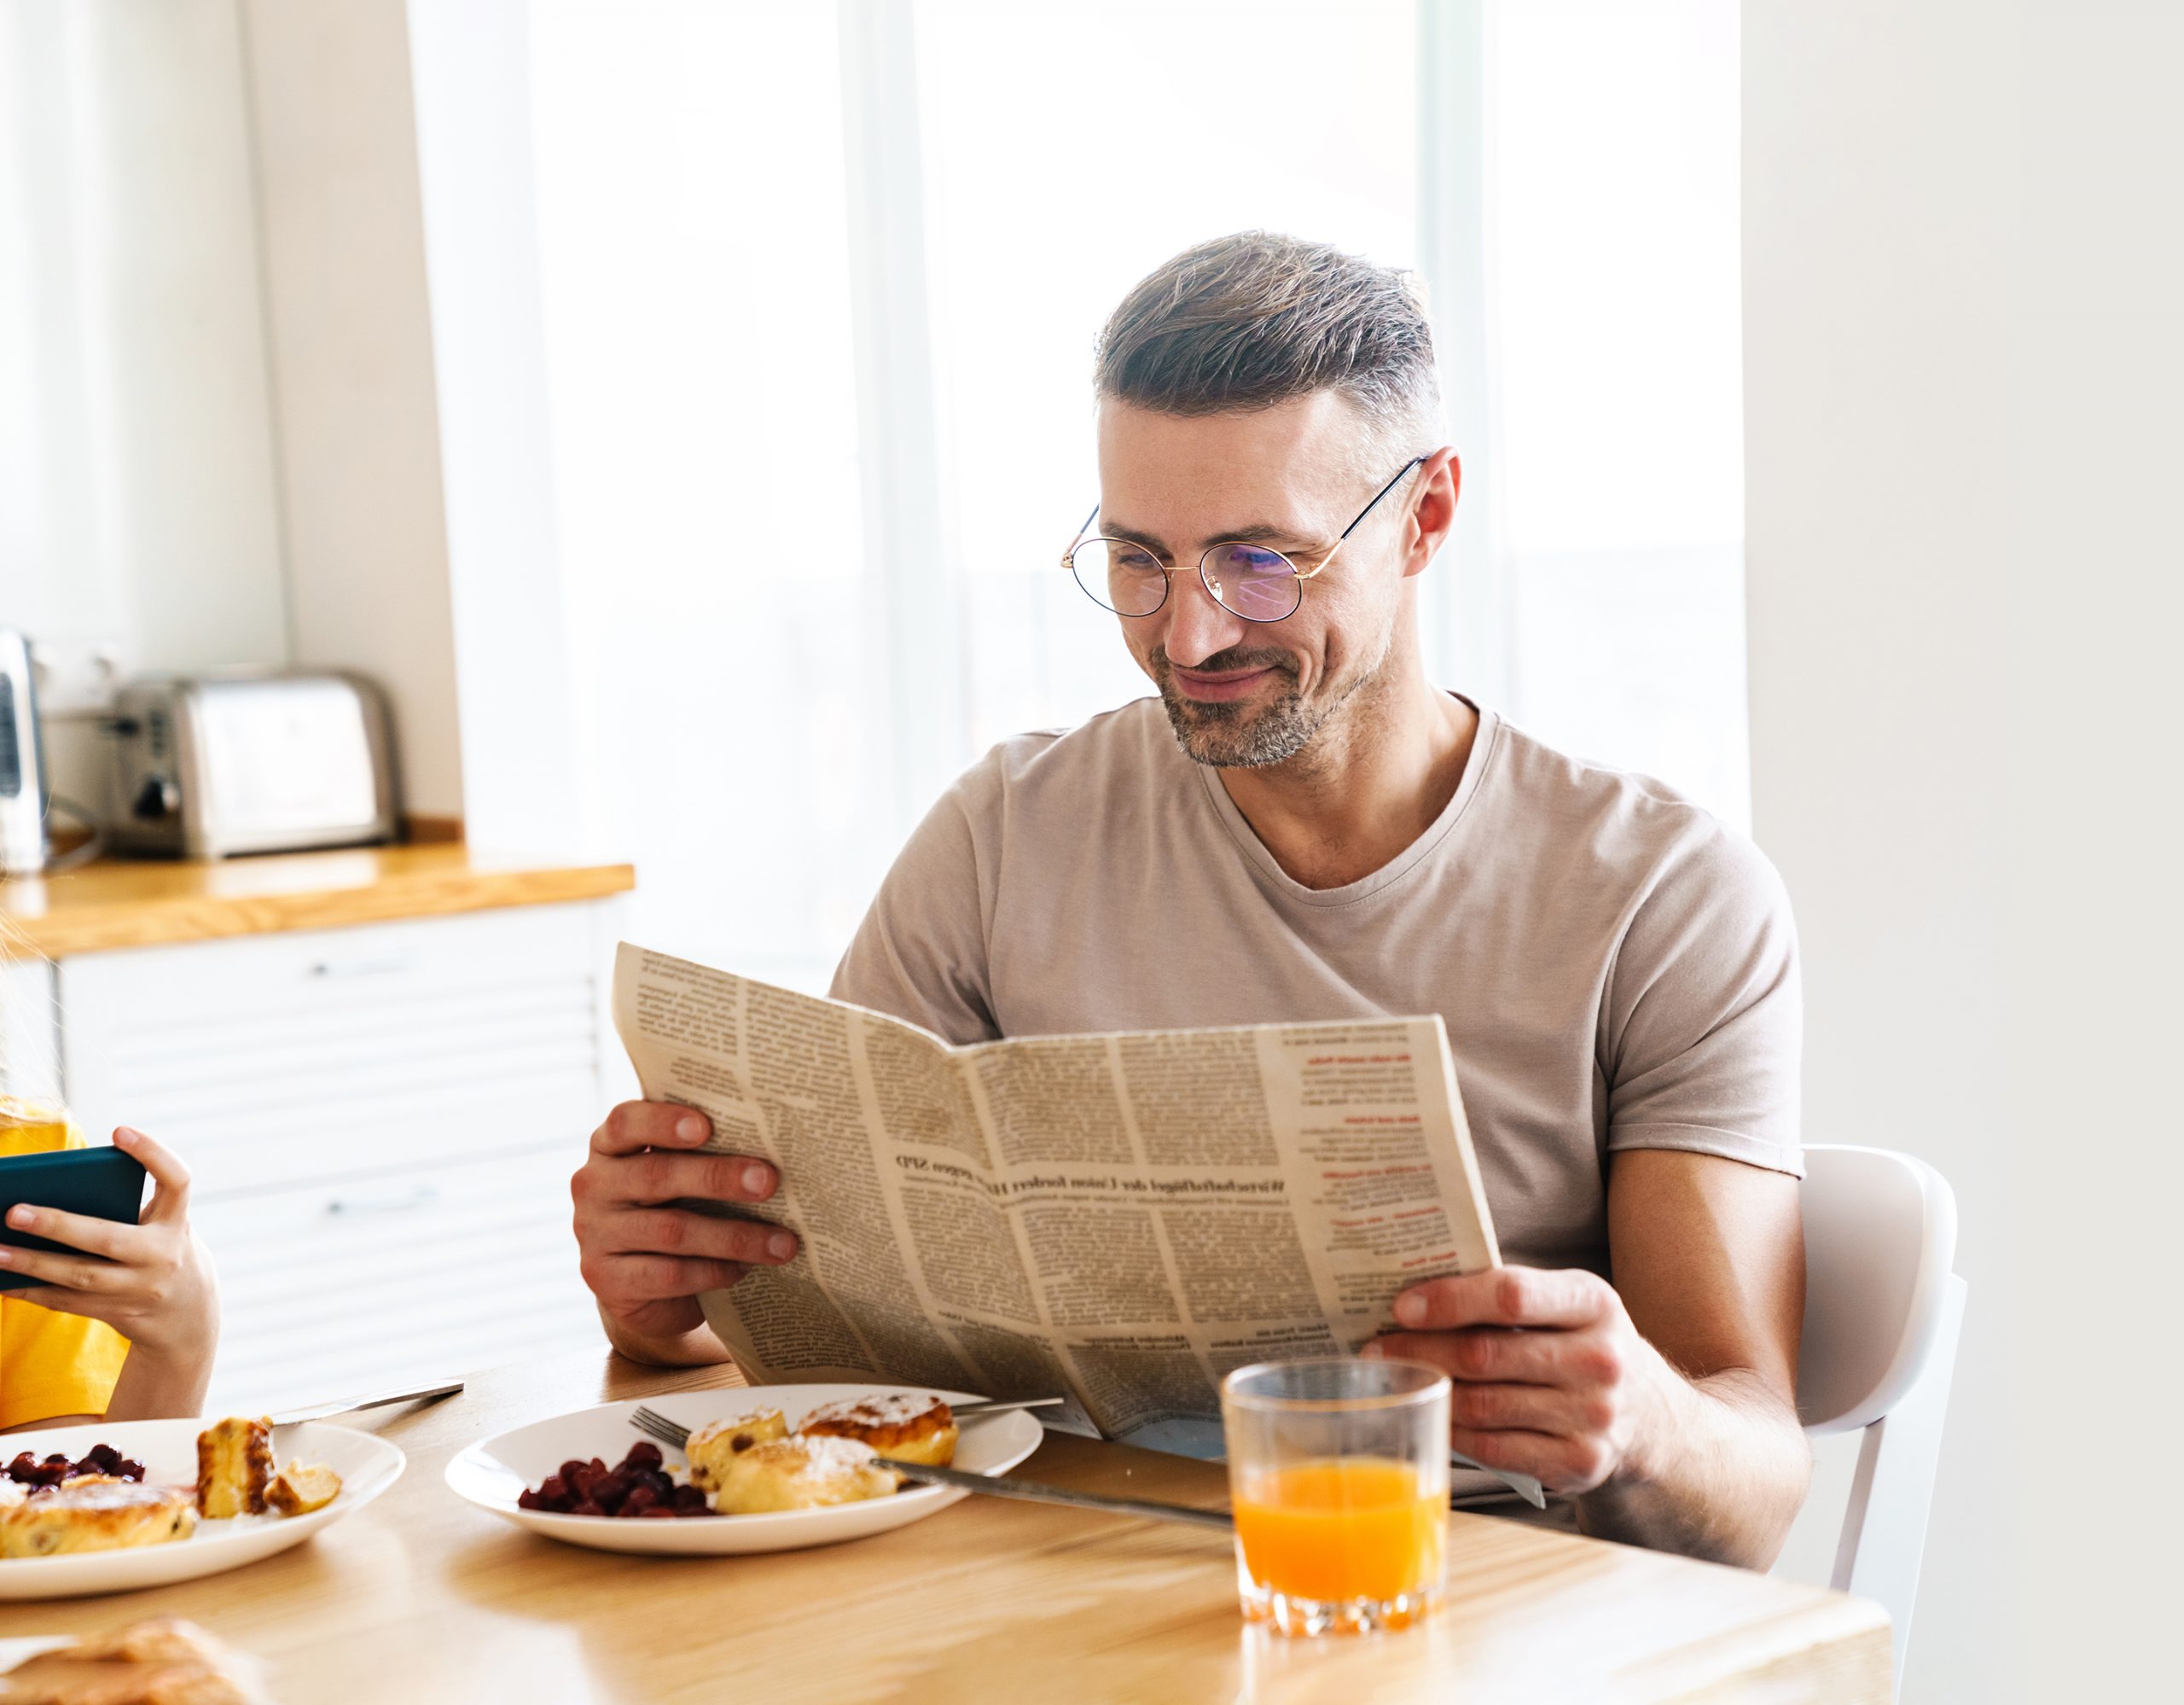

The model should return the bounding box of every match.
[0,1147,148,1292]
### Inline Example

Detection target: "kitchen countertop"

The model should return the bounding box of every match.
[0,842,635,959]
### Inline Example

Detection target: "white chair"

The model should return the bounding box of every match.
[1795,1143,1967,1695]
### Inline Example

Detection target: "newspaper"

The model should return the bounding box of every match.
[613,943,1500,1443]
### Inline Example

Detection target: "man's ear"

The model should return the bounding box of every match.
[1403,448,1461,578]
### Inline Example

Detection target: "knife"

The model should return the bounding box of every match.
[875,1457,1236,1531]
[879,1452,1541,1522]
[269,1378,465,1428]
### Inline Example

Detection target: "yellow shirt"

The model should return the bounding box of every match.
[0,1111,131,1428]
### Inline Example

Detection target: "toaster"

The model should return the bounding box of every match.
[0,628,48,876]
[107,672,400,858]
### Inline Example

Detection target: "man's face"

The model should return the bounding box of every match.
[1094,392,1414,769]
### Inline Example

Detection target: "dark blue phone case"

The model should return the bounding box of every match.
[0,1147,149,1291]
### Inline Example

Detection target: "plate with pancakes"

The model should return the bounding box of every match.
[444,1384,1046,1555]
[0,1417,405,1601]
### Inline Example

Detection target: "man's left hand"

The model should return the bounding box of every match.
[1365,1266,1681,1497]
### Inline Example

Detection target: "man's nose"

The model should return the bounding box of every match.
[1159,566,1247,667]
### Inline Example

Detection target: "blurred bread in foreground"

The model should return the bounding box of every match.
[0,1615,258,1704]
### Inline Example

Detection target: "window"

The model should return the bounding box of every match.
[911,0,1420,754]
[1490,0,1748,825]
[528,0,1749,991]
[531,2,894,985]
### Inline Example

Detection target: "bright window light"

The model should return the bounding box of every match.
[1490,0,1750,825]
[531,1,893,984]
[912,0,1420,754]
[526,0,1751,988]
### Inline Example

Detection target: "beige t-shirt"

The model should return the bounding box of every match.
[832,697,1801,1277]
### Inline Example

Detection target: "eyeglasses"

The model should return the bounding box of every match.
[1062,457,1426,623]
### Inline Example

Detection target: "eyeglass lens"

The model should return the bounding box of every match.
[1070,539,1302,622]
[1205,544,1303,620]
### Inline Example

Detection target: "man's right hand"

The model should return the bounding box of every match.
[572,1102,799,1365]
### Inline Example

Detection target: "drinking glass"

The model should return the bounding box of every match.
[0,1096,73,1155]
[1220,1358,1451,1636]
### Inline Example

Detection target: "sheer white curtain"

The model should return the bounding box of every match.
[1487,0,1748,827]
[528,0,1747,992]
[531,2,894,987]
[909,0,1420,757]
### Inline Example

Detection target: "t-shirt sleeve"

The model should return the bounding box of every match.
[1601,821,1804,1178]
[829,754,1005,1046]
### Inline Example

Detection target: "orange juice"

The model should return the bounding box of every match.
[0,1096,73,1158]
[1233,1458,1446,1606]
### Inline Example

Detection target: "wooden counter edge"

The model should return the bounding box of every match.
[0,857,636,959]
[1609,1586,1894,1701]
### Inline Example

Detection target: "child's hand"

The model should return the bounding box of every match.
[0,1129,219,1406]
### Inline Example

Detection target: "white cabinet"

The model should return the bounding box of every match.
[192,1152,598,1413]
[55,900,619,1412]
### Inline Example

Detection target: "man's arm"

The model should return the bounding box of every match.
[1368,1148,1809,1568]
[1577,1148,1809,1560]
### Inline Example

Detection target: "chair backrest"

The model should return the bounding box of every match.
[1797,1144,1958,1434]
[1792,1143,1967,1696]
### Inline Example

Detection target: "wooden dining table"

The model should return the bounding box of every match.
[0,1349,1891,1702]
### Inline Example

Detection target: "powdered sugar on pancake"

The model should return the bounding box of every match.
[788,1435,886,1472]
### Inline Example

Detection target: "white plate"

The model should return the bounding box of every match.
[444,1384,1044,1556]
[0,1417,404,1601]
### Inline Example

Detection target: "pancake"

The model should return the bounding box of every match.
[195,1418,272,1519]
[706,1435,901,1515]
[266,1460,342,1516]
[0,1482,198,1559]
[797,1394,958,1467]
[686,1407,789,1494]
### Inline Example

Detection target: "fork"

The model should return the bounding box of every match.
[629,1396,1063,1453]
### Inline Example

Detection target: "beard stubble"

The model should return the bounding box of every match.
[1148,643,1381,770]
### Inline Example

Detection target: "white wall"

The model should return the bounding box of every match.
[0,0,480,829]
[240,0,466,821]
[1,0,601,847]
[1743,3,2182,1698]
[0,0,289,806]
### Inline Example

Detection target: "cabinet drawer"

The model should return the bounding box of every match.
[57,904,612,1195]
[58,903,596,1030]
[199,1147,602,1414]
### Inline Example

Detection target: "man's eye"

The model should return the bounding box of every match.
[1215,544,1293,575]
[1116,550,1163,573]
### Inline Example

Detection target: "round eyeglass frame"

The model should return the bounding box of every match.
[1060,456,1427,624]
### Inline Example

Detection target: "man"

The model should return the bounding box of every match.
[573,233,1810,1567]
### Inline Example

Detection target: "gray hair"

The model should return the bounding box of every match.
[1094,231,1442,450]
